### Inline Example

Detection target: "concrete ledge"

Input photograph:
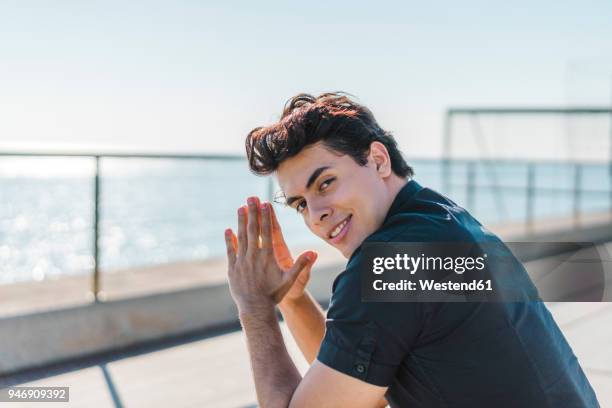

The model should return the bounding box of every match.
[0,283,229,375]
[1,218,611,377]
[0,262,339,376]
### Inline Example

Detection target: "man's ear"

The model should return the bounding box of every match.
[369,141,392,178]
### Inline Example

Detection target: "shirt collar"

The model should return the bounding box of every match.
[382,178,422,224]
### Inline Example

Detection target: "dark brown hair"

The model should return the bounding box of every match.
[245,92,413,178]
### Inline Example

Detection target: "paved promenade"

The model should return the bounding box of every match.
[3,300,611,407]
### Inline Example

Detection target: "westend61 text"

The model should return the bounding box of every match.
[373,279,493,292]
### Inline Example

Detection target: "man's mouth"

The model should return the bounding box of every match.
[328,215,352,243]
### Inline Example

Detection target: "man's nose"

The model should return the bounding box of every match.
[310,203,332,225]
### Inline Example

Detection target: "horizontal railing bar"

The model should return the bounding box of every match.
[446,185,610,194]
[0,152,245,160]
[434,158,610,165]
[448,107,612,115]
[0,152,609,166]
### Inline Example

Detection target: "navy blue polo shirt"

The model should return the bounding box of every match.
[316,180,598,408]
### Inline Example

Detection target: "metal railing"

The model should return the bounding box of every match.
[0,151,277,302]
[459,159,609,232]
[1,151,610,301]
[441,107,612,219]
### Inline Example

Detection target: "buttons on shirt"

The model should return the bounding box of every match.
[354,363,365,374]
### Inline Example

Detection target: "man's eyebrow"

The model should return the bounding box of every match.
[284,166,331,207]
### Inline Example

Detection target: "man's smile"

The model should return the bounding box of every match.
[328,214,352,243]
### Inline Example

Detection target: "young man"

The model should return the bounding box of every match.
[224,93,598,407]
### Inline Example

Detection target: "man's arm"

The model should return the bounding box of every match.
[240,296,390,408]
[278,296,388,408]
[240,299,389,408]
[274,206,388,408]
[279,291,325,364]
[292,360,388,408]
[239,303,302,408]
[268,202,326,365]
[225,197,389,407]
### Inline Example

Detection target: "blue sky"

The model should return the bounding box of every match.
[1,0,611,158]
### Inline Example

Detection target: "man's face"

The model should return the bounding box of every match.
[276,142,390,258]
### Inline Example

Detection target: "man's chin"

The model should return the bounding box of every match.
[326,241,346,256]
[338,243,355,259]
[323,236,356,258]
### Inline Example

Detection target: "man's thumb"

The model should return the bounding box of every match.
[286,251,317,284]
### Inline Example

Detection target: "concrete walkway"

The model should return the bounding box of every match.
[3,301,611,408]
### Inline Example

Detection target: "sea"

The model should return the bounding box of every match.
[0,157,610,284]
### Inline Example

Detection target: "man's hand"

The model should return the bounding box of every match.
[224,196,317,312]
[267,202,317,305]
[224,197,389,408]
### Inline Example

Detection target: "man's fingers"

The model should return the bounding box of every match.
[285,251,317,287]
[246,196,260,253]
[224,228,237,265]
[270,204,288,246]
[231,231,238,252]
[237,206,247,257]
[228,228,238,252]
[260,202,273,250]
[296,262,312,286]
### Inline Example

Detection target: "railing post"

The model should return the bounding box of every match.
[93,156,101,302]
[466,161,476,211]
[442,111,453,194]
[525,163,535,233]
[573,163,582,229]
[609,105,612,218]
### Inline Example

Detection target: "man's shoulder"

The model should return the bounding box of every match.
[368,208,474,245]
[370,184,495,246]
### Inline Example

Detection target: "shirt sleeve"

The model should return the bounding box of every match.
[316,252,424,387]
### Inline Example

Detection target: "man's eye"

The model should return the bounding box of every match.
[296,200,307,213]
[320,177,335,191]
